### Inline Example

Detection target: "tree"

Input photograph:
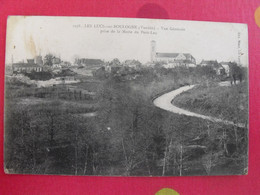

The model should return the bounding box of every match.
[4,102,52,174]
[110,58,121,66]
[44,54,54,66]
[229,62,243,84]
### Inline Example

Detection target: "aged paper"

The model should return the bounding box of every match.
[4,16,248,176]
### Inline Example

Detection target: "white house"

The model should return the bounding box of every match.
[220,62,230,76]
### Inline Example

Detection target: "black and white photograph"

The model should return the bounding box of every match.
[4,16,248,176]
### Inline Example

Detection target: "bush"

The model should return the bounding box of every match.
[55,69,76,77]
[24,71,53,81]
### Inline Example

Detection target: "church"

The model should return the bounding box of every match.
[150,40,196,68]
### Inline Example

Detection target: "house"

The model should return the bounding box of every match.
[150,40,196,68]
[200,60,225,75]
[108,59,122,74]
[104,62,111,72]
[13,59,43,73]
[60,61,71,68]
[200,60,218,66]
[52,57,61,65]
[75,58,104,67]
[92,66,107,79]
[123,60,141,69]
[52,64,62,69]
[215,66,225,75]
[220,62,230,76]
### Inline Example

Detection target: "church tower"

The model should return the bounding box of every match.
[151,40,156,62]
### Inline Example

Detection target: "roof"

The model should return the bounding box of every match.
[13,63,40,68]
[156,53,194,59]
[183,54,194,59]
[27,59,35,64]
[156,53,179,58]
[124,59,141,66]
[222,64,230,68]
[78,58,104,65]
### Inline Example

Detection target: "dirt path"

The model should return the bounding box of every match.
[153,84,246,128]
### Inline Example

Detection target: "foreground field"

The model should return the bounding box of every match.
[4,67,248,176]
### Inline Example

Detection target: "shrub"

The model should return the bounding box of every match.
[24,71,53,81]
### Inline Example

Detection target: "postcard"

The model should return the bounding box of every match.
[4,16,248,176]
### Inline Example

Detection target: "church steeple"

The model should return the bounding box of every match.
[151,40,156,62]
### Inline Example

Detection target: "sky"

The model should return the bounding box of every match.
[5,16,248,66]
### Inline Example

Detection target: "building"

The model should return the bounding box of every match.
[220,62,230,76]
[215,66,225,75]
[35,55,43,66]
[200,60,226,75]
[52,57,61,65]
[60,61,71,68]
[104,62,111,72]
[13,59,43,73]
[75,58,104,67]
[200,60,218,66]
[93,66,107,79]
[150,40,196,68]
[52,64,62,69]
[123,60,141,69]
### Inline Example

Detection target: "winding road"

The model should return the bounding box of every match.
[153,85,246,128]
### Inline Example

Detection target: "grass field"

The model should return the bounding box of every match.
[173,82,248,124]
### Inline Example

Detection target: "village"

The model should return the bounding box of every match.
[7,40,237,85]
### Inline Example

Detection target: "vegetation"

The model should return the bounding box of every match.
[24,71,53,81]
[4,65,248,176]
[174,82,248,124]
[54,69,76,77]
[44,54,55,66]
